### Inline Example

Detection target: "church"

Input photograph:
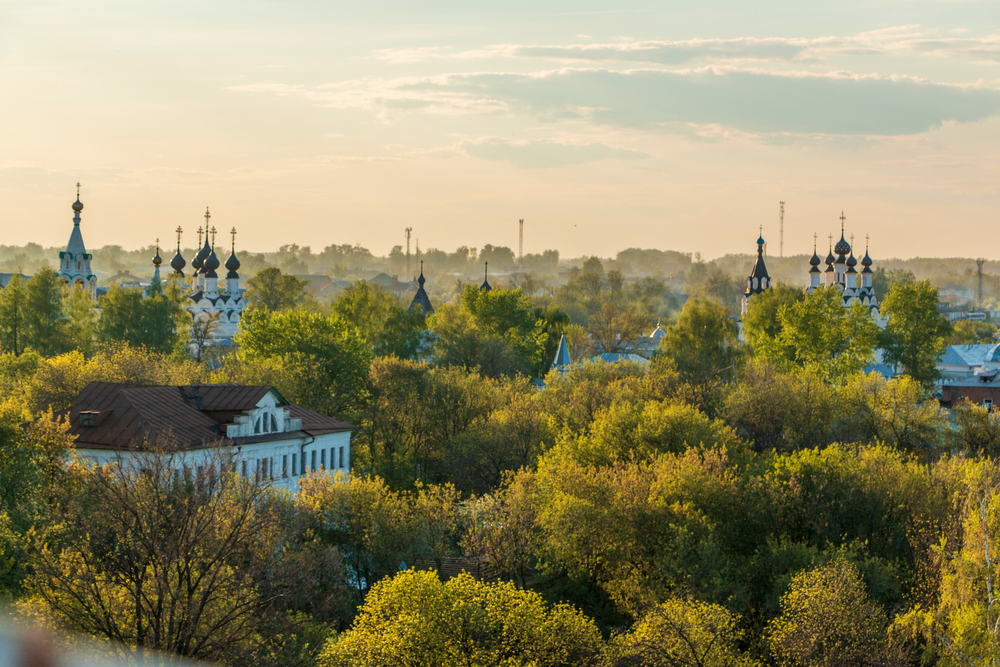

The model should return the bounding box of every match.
[741,213,887,328]
[58,184,98,297]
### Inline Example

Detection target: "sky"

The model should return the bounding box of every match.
[1,0,998,261]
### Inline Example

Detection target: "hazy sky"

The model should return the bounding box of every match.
[2,0,998,261]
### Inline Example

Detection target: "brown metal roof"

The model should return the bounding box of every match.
[64,382,353,451]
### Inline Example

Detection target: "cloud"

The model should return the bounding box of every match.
[459,138,649,168]
[232,67,1000,137]
[455,28,999,65]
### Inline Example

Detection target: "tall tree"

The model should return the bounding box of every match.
[23,268,70,357]
[97,286,146,348]
[879,280,952,387]
[0,275,28,356]
[244,267,310,312]
[334,280,426,359]
[741,282,804,362]
[63,283,97,356]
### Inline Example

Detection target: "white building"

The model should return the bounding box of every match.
[66,382,353,491]
[59,183,97,297]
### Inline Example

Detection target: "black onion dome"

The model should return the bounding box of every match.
[72,197,83,213]
[834,232,851,256]
[825,248,836,265]
[194,238,211,273]
[861,250,873,267]
[171,249,186,275]
[152,246,162,267]
[846,251,857,268]
[225,250,240,279]
[809,250,821,267]
[418,269,426,287]
[204,248,220,278]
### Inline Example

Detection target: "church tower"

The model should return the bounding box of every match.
[59,183,97,297]
[741,228,771,315]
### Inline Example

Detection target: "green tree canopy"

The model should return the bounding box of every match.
[244,267,310,312]
[879,280,952,387]
[320,570,603,667]
[0,275,28,356]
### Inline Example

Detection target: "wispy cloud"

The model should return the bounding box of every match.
[230,66,1000,137]
[370,27,999,66]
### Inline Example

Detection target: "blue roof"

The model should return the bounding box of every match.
[941,344,1000,367]
[590,353,649,365]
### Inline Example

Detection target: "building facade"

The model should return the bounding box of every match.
[66,382,353,492]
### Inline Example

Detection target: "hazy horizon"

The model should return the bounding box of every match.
[2,1,997,259]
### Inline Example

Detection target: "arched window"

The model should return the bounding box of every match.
[254,417,261,434]
[270,414,278,432]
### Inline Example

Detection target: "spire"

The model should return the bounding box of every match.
[72,182,83,223]
[152,238,162,283]
[480,261,492,292]
[408,260,434,316]
[744,229,771,299]
[225,226,241,278]
[192,225,206,273]
[551,333,572,370]
[809,232,821,271]
[171,225,186,276]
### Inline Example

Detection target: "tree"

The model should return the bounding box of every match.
[952,400,1000,458]
[607,596,757,667]
[25,449,310,664]
[320,570,603,667]
[23,268,70,357]
[334,280,426,359]
[0,275,27,356]
[775,287,879,381]
[63,283,97,356]
[872,267,916,302]
[741,283,804,361]
[767,560,905,667]
[659,297,741,413]
[98,282,183,354]
[879,280,952,387]
[244,267,310,312]
[588,300,650,354]
[233,308,372,419]
[838,373,946,456]
[947,319,998,346]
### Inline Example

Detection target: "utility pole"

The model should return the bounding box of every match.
[405,227,412,276]
[518,218,524,269]
[779,201,785,258]
[978,258,986,310]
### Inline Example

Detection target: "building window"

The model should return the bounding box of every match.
[254,418,261,434]
[282,455,288,478]
[321,449,326,470]
[241,461,247,478]
[270,414,279,432]
[292,453,297,476]
[311,450,316,473]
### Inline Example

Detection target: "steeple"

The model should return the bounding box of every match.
[171,226,186,277]
[742,227,771,314]
[808,233,822,290]
[408,260,434,316]
[59,182,96,297]
[480,261,492,292]
[551,333,572,370]
[151,238,162,284]
[225,227,241,296]
[191,225,206,274]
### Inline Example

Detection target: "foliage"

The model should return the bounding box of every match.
[244,267,310,312]
[741,283,804,362]
[23,268,71,357]
[838,372,946,456]
[333,280,426,359]
[946,319,998,346]
[97,279,185,354]
[320,570,603,667]
[0,275,27,356]
[952,401,1000,458]
[879,280,952,387]
[767,559,906,667]
[607,596,759,667]
[232,308,372,419]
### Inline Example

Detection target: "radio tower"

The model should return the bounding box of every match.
[405,227,412,276]
[779,201,785,258]
[978,258,986,310]
[518,218,524,269]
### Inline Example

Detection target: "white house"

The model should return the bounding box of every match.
[64,382,353,491]
[937,344,1000,380]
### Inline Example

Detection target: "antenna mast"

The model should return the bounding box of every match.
[779,201,785,258]
[405,227,412,276]
[978,258,986,310]
[518,218,524,269]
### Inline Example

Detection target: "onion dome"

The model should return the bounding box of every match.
[834,233,851,256]
[171,248,186,276]
[418,267,426,287]
[744,230,771,298]
[152,243,162,268]
[846,251,857,268]
[204,247,220,278]
[809,251,821,267]
[72,197,83,213]
[194,237,211,274]
[408,261,434,316]
[225,249,240,279]
[861,250,872,267]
